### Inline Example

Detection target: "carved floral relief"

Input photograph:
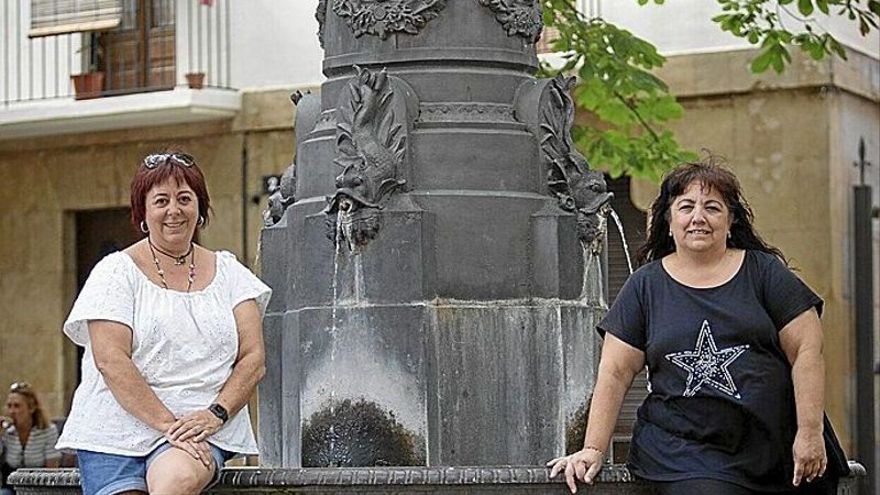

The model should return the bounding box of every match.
[316,0,328,47]
[478,0,543,43]
[317,0,447,41]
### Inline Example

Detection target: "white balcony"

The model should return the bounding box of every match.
[0,0,241,139]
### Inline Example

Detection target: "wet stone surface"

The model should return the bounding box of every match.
[302,398,425,467]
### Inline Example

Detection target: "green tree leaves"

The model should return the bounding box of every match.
[540,0,695,181]
[542,0,877,181]
[713,0,878,73]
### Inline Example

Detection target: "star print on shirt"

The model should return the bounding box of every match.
[665,320,750,399]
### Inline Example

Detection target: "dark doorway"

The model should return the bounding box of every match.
[72,208,141,385]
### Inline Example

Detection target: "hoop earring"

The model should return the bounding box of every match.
[140,221,149,234]
[197,215,205,227]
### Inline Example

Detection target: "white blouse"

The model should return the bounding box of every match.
[56,250,271,456]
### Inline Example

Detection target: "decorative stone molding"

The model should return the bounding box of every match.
[539,75,613,253]
[263,162,296,227]
[6,465,639,489]
[327,0,447,40]
[478,0,543,43]
[418,102,517,123]
[325,66,408,252]
[263,90,319,227]
[316,0,328,47]
[9,462,867,493]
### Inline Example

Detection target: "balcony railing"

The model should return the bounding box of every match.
[1,0,233,106]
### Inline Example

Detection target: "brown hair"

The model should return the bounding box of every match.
[130,151,211,233]
[637,156,786,265]
[8,383,49,430]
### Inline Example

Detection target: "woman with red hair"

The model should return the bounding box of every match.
[57,152,270,495]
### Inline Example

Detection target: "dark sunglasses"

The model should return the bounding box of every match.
[143,152,196,169]
[9,382,30,392]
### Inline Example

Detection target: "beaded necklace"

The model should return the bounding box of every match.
[148,238,196,292]
[149,239,193,265]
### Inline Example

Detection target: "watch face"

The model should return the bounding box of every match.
[210,403,228,422]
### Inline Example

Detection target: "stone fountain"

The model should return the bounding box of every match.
[258,0,614,470]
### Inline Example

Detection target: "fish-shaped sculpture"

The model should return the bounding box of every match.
[540,75,613,254]
[325,66,407,251]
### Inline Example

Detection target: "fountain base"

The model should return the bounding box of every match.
[9,463,867,494]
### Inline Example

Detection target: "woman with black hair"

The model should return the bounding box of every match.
[548,160,843,494]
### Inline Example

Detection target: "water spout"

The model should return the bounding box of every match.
[608,207,634,275]
[580,248,605,307]
[353,252,365,304]
[330,211,346,458]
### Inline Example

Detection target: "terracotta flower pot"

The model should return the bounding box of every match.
[70,72,104,100]
[185,72,205,89]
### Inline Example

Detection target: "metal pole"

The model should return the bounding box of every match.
[241,133,249,266]
[852,140,875,494]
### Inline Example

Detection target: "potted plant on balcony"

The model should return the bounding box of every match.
[185,71,205,89]
[71,38,104,100]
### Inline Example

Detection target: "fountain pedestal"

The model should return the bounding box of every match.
[260,0,614,468]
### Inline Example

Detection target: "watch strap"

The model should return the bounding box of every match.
[208,403,229,423]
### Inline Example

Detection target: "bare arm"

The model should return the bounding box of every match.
[779,307,826,487]
[88,320,177,432]
[216,299,267,415]
[169,300,266,441]
[548,334,645,493]
[583,335,646,451]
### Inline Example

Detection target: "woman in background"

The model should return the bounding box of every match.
[1,382,61,495]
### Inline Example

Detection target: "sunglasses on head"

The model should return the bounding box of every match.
[143,152,196,169]
[9,382,30,392]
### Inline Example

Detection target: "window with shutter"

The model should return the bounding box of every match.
[100,0,176,94]
[29,0,122,38]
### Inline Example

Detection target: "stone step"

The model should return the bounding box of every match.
[8,462,867,494]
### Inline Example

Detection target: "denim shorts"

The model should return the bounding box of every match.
[77,442,232,495]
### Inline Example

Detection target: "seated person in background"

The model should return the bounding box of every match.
[1,382,61,494]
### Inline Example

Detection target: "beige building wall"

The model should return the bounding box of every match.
[632,48,880,454]
[0,87,310,418]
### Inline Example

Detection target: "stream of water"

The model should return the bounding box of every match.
[608,207,634,275]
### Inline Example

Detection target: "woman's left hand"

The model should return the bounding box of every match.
[791,426,826,487]
[167,409,224,442]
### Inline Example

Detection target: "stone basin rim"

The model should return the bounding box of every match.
[8,462,866,488]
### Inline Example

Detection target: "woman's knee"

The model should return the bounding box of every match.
[146,448,213,495]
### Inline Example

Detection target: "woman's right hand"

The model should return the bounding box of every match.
[546,447,604,494]
[164,433,212,469]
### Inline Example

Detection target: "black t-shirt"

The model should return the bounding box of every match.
[597,250,823,492]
